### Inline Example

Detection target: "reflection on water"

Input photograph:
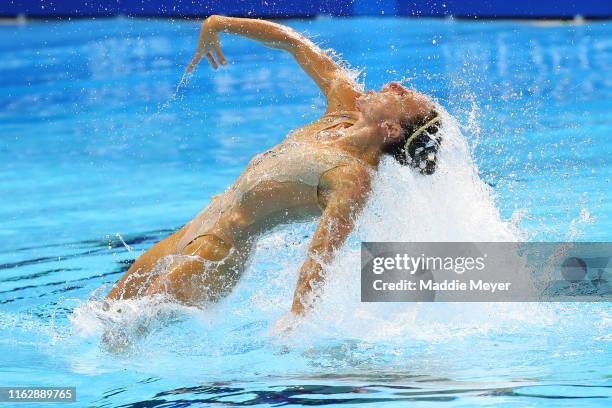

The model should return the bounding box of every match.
[107,379,611,407]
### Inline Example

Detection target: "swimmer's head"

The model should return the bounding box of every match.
[356,82,442,174]
[356,82,432,125]
[382,108,442,174]
[396,109,442,174]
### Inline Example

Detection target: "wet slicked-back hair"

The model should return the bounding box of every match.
[381,109,442,175]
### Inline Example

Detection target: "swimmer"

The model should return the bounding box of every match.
[107,15,443,315]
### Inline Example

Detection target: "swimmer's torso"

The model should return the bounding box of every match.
[176,111,363,252]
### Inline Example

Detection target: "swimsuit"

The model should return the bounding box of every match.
[176,112,364,254]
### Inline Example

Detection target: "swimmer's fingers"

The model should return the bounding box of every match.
[214,42,227,66]
[186,49,222,72]
[204,51,218,70]
[186,51,203,73]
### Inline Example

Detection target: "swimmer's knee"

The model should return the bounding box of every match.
[182,234,232,261]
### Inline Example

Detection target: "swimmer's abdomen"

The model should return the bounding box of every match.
[177,142,358,252]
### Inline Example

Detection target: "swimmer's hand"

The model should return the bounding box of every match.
[187,16,227,72]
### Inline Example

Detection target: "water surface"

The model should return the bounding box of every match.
[0,17,610,407]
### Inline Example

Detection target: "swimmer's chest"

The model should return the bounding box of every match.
[286,112,358,144]
[243,113,358,172]
[232,112,364,200]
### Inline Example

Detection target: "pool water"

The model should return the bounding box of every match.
[1,16,611,407]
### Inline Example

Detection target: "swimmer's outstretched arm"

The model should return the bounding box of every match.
[187,15,362,112]
[291,165,371,315]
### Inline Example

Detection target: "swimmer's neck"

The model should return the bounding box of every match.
[331,117,386,167]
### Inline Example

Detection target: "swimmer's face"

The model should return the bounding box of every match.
[356,82,432,144]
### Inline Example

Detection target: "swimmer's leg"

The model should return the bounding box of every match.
[107,227,188,300]
[143,234,251,305]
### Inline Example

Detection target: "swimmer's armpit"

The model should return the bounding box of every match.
[188,16,361,110]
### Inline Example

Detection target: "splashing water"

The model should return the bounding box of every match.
[158,71,194,112]
[68,106,556,362]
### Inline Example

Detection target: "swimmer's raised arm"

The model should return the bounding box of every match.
[291,164,370,315]
[187,15,362,112]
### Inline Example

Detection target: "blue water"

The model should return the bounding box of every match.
[1,16,611,407]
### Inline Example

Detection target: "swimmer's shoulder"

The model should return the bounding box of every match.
[325,75,363,112]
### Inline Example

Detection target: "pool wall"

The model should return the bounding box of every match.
[1,0,611,19]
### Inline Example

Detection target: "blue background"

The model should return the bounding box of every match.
[1,0,611,18]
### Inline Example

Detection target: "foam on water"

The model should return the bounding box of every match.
[268,107,549,345]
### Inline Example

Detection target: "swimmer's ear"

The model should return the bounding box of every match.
[381,120,402,143]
